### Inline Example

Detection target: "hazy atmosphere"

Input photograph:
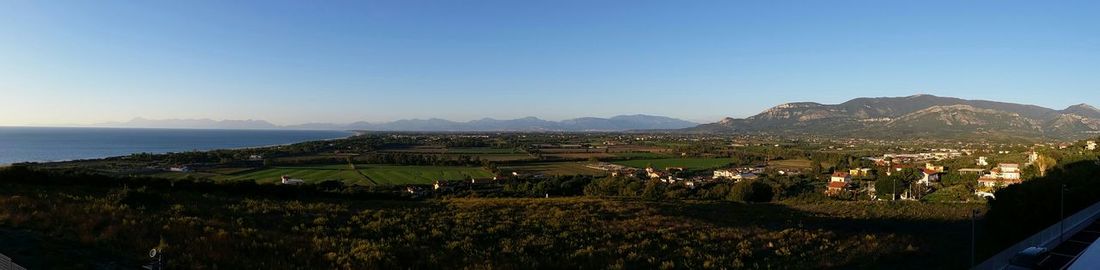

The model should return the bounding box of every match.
[2,0,1098,126]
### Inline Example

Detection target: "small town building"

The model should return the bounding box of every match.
[977,163,1023,188]
[280,175,305,185]
[957,168,986,174]
[848,168,874,178]
[826,172,852,195]
[977,156,989,166]
[917,169,941,185]
[731,173,758,182]
[168,166,192,172]
[924,163,945,173]
[713,169,738,180]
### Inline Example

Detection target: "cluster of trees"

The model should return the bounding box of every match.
[437,137,491,147]
[582,174,815,203]
[500,175,592,197]
[119,135,391,165]
[352,153,489,167]
[264,153,497,169]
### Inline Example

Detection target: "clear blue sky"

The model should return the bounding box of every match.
[1,1,1097,126]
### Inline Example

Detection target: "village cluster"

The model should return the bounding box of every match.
[578,140,1100,201]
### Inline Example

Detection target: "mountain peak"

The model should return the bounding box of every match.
[1067,103,1098,111]
[1063,103,1100,119]
[683,94,1100,140]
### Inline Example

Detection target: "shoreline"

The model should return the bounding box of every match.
[1,129,357,165]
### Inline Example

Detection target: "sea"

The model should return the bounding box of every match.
[0,127,353,164]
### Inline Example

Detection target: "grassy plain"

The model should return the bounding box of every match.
[767,159,815,168]
[612,152,674,159]
[357,165,492,185]
[614,158,732,170]
[500,162,605,176]
[219,165,368,184]
[208,164,492,185]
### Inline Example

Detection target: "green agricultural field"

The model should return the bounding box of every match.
[443,147,523,154]
[614,158,732,170]
[219,165,369,185]
[500,162,605,176]
[613,152,673,159]
[434,153,533,162]
[381,147,521,154]
[358,165,492,185]
[768,159,815,168]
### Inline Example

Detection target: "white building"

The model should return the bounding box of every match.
[998,163,1021,180]
[917,169,941,185]
[977,156,989,166]
[978,163,1022,188]
[712,169,738,180]
[731,173,758,182]
[168,166,191,172]
[826,172,852,195]
[280,175,305,185]
[1088,141,1097,151]
[830,172,852,183]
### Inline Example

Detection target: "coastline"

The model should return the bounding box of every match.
[0,128,356,165]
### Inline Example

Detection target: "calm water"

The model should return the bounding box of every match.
[0,127,352,164]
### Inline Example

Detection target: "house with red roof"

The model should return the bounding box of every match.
[917,169,941,185]
[977,163,1024,188]
[826,172,852,195]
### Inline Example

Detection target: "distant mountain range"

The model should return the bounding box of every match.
[94,115,698,132]
[91,95,1100,140]
[684,94,1100,140]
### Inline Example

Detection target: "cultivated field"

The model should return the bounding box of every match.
[207,164,493,186]
[358,165,492,185]
[218,165,368,185]
[614,158,732,170]
[613,152,674,159]
[500,162,606,176]
[379,146,522,154]
[768,159,815,169]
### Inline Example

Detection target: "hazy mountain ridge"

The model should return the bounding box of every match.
[96,115,698,132]
[94,117,281,129]
[686,95,1100,140]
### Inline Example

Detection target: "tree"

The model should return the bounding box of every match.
[727,181,774,203]
[1034,154,1057,177]
[941,173,978,188]
[641,180,664,201]
[924,185,980,202]
[875,168,921,200]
